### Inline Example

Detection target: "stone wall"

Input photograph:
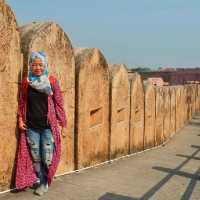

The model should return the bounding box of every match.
[109,64,130,159]
[163,87,171,141]
[74,48,110,169]
[169,87,176,136]
[175,86,182,132]
[0,0,22,191]
[144,83,156,149]
[1,1,200,192]
[155,87,164,145]
[129,73,145,152]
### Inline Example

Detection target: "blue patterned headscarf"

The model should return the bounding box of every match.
[28,51,53,95]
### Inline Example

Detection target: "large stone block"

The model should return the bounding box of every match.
[144,83,156,149]
[180,86,186,128]
[169,87,176,136]
[175,86,184,131]
[195,84,200,111]
[0,0,22,191]
[20,22,75,174]
[185,85,193,121]
[191,85,196,115]
[175,86,181,131]
[182,86,188,125]
[129,73,144,152]
[163,87,171,141]
[109,64,130,159]
[188,84,196,118]
[197,84,200,111]
[155,87,164,145]
[74,48,110,169]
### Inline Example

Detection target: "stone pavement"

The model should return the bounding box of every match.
[1,114,200,200]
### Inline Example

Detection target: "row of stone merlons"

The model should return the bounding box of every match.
[0,0,199,191]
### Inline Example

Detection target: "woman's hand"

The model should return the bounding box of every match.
[18,117,27,131]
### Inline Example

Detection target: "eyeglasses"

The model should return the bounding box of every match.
[31,63,44,68]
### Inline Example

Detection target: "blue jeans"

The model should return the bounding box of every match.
[27,128,54,185]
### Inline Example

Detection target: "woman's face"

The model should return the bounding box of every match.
[30,58,45,76]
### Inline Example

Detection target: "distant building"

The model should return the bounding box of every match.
[159,67,176,72]
[139,68,200,85]
[147,77,164,86]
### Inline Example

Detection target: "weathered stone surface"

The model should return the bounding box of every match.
[155,87,164,145]
[128,72,137,82]
[163,87,171,141]
[175,86,181,131]
[197,84,200,111]
[144,83,155,149]
[185,85,193,121]
[181,86,186,128]
[175,86,184,132]
[0,0,22,191]
[191,84,196,115]
[109,64,130,159]
[194,84,199,113]
[169,87,176,136]
[195,84,200,111]
[20,22,75,174]
[129,73,144,152]
[182,87,188,125]
[184,84,196,120]
[192,85,197,113]
[74,48,110,169]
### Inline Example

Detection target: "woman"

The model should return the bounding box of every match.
[15,51,67,196]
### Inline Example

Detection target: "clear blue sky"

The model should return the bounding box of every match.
[6,0,200,68]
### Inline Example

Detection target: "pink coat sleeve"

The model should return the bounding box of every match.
[51,79,67,128]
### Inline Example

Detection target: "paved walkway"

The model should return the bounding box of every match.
[1,114,200,200]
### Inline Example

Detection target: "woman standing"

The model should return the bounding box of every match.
[16,51,67,196]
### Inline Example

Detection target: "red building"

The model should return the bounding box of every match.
[139,68,200,85]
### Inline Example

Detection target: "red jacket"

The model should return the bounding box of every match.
[16,75,67,189]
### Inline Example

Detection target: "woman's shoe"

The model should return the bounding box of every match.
[43,183,48,193]
[34,183,48,196]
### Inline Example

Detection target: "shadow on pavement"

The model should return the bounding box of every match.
[191,115,200,120]
[152,145,200,200]
[99,144,200,200]
[98,193,137,200]
[188,121,200,127]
